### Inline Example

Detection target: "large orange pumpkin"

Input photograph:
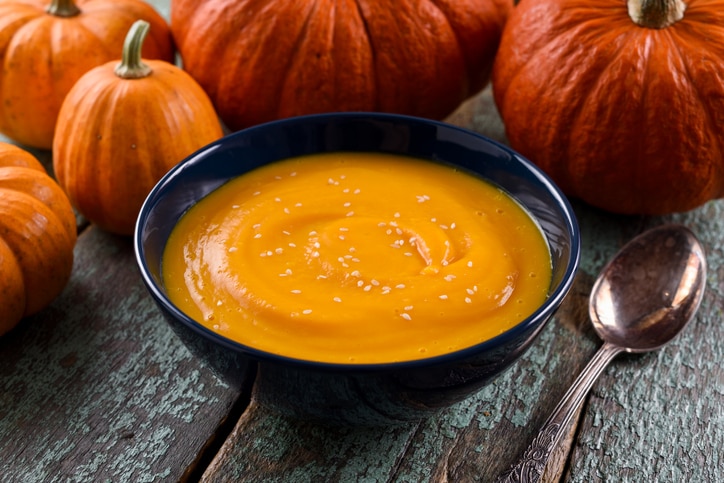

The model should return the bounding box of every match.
[170,0,512,131]
[53,20,224,236]
[492,0,724,214]
[0,143,76,335]
[0,0,174,149]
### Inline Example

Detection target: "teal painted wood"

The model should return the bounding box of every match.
[0,227,246,481]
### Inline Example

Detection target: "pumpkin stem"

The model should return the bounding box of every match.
[628,0,686,28]
[114,20,153,79]
[46,0,81,17]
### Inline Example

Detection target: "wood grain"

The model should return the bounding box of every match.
[0,227,247,481]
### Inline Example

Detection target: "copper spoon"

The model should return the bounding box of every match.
[497,224,707,483]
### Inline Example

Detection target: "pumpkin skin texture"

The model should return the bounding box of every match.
[0,142,76,336]
[492,0,724,215]
[0,0,174,149]
[170,0,512,131]
[53,21,224,236]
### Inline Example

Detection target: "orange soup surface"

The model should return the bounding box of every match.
[162,152,552,363]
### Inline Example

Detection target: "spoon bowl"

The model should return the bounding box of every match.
[590,225,707,352]
[498,224,707,482]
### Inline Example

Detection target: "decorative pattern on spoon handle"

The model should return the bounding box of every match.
[496,422,560,482]
[495,343,624,483]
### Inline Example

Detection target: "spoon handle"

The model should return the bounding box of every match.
[496,342,624,483]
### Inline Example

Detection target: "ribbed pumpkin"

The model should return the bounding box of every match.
[0,0,174,149]
[492,0,724,215]
[170,0,512,131]
[0,143,76,335]
[53,20,224,236]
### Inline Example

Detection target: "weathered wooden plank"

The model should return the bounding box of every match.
[0,227,247,481]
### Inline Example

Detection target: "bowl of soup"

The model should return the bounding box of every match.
[135,112,580,425]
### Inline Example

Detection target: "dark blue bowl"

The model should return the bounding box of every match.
[134,112,580,425]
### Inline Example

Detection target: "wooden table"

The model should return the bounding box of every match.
[1,4,723,481]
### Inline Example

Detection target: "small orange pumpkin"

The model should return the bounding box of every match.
[53,20,224,236]
[0,0,174,149]
[492,0,724,214]
[0,142,76,335]
[170,0,513,131]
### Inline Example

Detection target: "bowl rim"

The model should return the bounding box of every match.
[134,111,581,373]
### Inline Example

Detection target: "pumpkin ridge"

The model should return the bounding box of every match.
[0,192,74,317]
[275,0,326,118]
[350,0,379,111]
[668,20,724,195]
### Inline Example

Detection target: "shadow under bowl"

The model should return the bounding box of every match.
[135,112,581,425]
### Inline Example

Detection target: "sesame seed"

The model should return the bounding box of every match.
[291,289,302,294]
[339,227,349,232]
[444,275,456,281]
[381,288,390,294]
[394,212,400,218]
[253,233,262,239]
[378,222,386,227]
[283,207,290,214]
[450,222,456,229]
[343,202,351,207]
[404,252,413,257]
[466,288,475,295]
[295,202,302,207]
[370,279,380,286]
[363,285,372,291]
[266,250,273,256]
[467,261,473,267]
[465,297,472,304]
[400,313,412,320]
[232,204,240,209]
[302,309,313,314]
[228,247,237,253]
[353,189,361,194]
[357,280,364,287]
[439,295,448,300]
[404,305,414,311]
[346,211,355,217]
[253,191,261,196]
[289,243,296,248]
[274,197,281,202]
[396,284,405,289]
[339,235,345,240]
[253,223,261,229]
[333,297,342,303]
[311,251,320,258]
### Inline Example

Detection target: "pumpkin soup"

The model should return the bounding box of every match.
[162,152,552,363]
